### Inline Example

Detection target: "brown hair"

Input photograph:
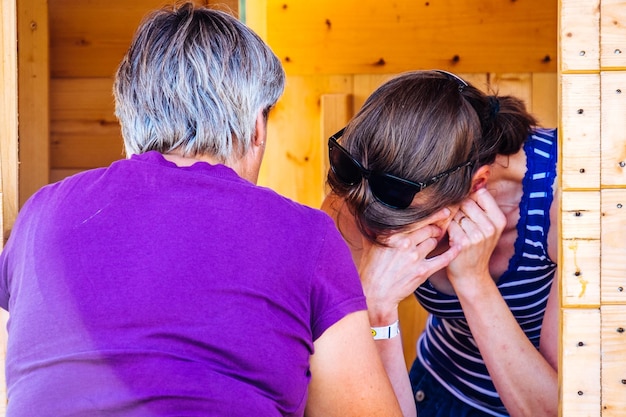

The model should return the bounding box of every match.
[327,70,537,243]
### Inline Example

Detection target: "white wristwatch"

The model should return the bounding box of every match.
[371,320,400,340]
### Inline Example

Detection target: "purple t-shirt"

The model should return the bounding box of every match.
[0,151,366,416]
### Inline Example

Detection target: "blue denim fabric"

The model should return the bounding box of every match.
[409,359,502,417]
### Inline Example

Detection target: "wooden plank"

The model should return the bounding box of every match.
[600,72,626,186]
[398,296,429,371]
[0,0,18,242]
[353,74,396,113]
[560,0,600,72]
[265,0,557,75]
[50,78,116,122]
[561,308,601,417]
[560,74,601,190]
[600,0,626,69]
[49,0,207,78]
[561,191,601,240]
[490,73,533,115]
[601,190,626,304]
[258,74,353,209]
[0,0,18,411]
[17,0,49,206]
[562,239,600,307]
[50,123,124,169]
[320,93,352,199]
[600,305,626,416]
[50,169,85,184]
[531,72,558,128]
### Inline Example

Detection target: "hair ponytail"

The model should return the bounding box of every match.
[462,89,538,166]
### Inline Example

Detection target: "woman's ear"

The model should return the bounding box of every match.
[253,110,267,147]
[471,165,490,192]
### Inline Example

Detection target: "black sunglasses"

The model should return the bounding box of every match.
[328,128,472,209]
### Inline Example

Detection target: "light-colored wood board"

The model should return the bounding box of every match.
[559,0,600,72]
[49,0,208,78]
[51,78,117,122]
[50,128,125,169]
[49,169,85,184]
[0,1,17,410]
[531,72,558,128]
[561,308,601,417]
[0,0,18,243]
[320,93,352,199]
[353,74,397,114]
[562,239,600,307]
[265,0,557,75]
[600,305,626,416]
[17,0,50,206]
[490,73,532,111]
[258,74,353,209]
[600,0,626,69]
[600,189,626,304]
[560,74,601,190]
[398,295,429,371]
[600,72,626,186]
[561,191,601,240]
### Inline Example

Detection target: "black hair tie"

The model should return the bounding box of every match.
[488,96,500,118]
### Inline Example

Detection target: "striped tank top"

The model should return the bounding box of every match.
[414,128,558,416]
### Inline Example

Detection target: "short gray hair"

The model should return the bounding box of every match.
[114,2,285,161]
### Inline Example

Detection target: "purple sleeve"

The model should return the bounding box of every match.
[309,216,367,341]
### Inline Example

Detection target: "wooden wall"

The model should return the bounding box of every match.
[560,0,626,416]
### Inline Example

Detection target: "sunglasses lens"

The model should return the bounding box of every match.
[368,174,418,209]
[329,141,362,185]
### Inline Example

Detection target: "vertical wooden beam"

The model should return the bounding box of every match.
[0,0,17,412]
[1,0,18,243]
[17,0,49,207]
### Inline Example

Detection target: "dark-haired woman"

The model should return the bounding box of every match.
[322,70,558,417]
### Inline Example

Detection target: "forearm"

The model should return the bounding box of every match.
[373,335,417,417]
[455,279,557,417]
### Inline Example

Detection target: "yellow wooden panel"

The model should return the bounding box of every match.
[265,0,557,75]
[49,169,85,184]
[258,74,353,209]
[531,72,558,128]
[353,74,396,114]
[490,73,532,110]
[600,0,626,69]
[559,0,600,72]
[562,239,600,307]
[600,190,626,304]
[50,123,124,169]
[0,0,17,411]
[561,191,601,240]
[18,0,49,206]
[49,0,207,78]
[51,78,116,122]
[320,93,352,199]
[0,0,18,242]
[560,74,601,190]
[600,72,626,186]
[600,305,626,416]
[561,308,601,417]
[398,296,429,371]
